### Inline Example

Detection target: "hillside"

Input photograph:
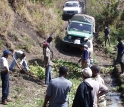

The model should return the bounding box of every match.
[0,0,124,107]
[0,0,82,106]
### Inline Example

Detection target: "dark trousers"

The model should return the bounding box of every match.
[1,73,9,102]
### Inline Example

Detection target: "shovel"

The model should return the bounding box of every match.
[13,56,26,73]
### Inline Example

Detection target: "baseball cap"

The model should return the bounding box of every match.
[80,44,88,49]
[82,67,92,78]
[84,44,88,48]
[84,37,89,41]
[3,50,11,55]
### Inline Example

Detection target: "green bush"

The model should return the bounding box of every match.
[29,62,45,79]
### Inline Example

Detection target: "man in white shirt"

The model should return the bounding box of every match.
[0,50,11,105]
[82,68,108,107]
[43,42,53,86]
[9,49,30,72]
[84,38,93,66]
[91,65,107,107]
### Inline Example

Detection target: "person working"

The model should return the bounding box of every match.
[78,44,90,68]
[9,49,30,72]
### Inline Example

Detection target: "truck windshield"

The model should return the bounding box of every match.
[65,3,78,7]
[69,22,92,33]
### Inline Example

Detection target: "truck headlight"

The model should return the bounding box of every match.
[68,36,72,39]
[75,11,78,13]
[63,11,66,13]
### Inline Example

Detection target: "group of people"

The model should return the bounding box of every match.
[42,34,124,107]
[0,28,123,106]
[42,36,109,107]
[0,49,29,105]
[42,65,108,107]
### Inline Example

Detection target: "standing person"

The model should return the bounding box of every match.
[43,66,72,107]
[104,25,110,46]
[43,36,53,58]
[72,68,108,107]
[85,38,94,66]
[0,50,11,105]
[91,65,106,107]
[78,44,90,68]
[116,36,124,74]
[9,49,30,72]
[43,42,53,86]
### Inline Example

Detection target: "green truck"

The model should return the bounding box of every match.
[63,14,95,47]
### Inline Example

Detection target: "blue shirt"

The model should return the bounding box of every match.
[46,77,72,107]
[82,50,89,60]
[104,28,110,36]
[117,42,124,54]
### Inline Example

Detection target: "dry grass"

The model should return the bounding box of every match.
[0,0,14,35]
[15,0,63,39]
[0,0,66,53]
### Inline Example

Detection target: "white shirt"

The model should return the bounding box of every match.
[93,75,106,101]
[45,47,52,65]
[0,57,9,71]
[84,78,108,107]
[86,40,93,51]
[93,75,104,84]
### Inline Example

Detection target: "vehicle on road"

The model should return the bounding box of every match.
[63,14,95,47]
[62,0,85,16]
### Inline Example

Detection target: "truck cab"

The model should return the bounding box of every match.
[63,0,83,16]
[63,14,95,47]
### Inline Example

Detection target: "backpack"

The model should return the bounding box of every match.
[72,81,94,107]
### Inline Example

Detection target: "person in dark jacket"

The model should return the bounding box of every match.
[104,25,110,46]
[78,44,90,68]
[116,36,124,74]
[72,68,108,107]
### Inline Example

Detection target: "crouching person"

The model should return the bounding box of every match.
[9,49,30,72]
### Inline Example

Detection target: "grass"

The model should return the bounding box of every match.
[15,0,63,39]
[0,1,14,34]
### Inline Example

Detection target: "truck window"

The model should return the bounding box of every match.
[69,22,92,33]
[65,3,78,7]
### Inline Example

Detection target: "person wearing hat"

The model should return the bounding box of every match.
[116,36,124,74]
[84,38,94,67]
[9,49,30,72]
[72,68,108,107]
[43,66,72,107]
[91,65,107,107]
[0,50,11,105]
[43,42,53,86]
[78,44,90,68]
